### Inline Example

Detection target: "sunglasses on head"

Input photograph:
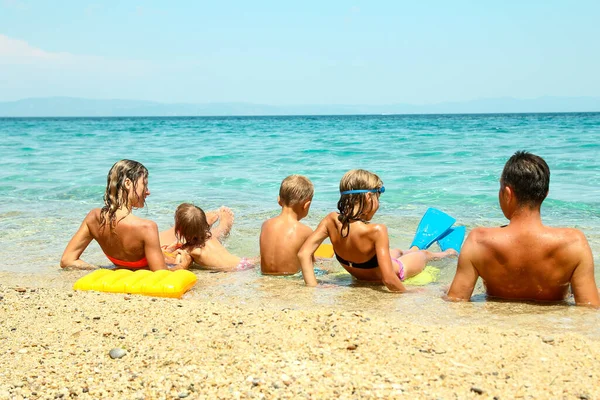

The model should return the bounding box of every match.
[340,186,385,196]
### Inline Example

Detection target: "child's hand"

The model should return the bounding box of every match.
[163,241,182,254]
[171,250,192,270]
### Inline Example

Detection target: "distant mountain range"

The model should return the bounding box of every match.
[0,96,599,117]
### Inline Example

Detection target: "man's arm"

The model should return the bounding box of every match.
[446,230,480,301]
[570,231,600,307]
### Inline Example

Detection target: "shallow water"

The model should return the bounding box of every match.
[1,114,599,335]
[4,265,600,340]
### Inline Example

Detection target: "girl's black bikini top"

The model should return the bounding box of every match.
[334,252,378,269]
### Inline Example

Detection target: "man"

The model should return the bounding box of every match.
[447,151,599,306]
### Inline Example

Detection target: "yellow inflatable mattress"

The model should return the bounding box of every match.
[73,269,197,298]
[403,265,440,286]
[314,243,334,258]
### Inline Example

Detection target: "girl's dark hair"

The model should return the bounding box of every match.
[174,203,212,249]
[100,159,149,229]
[501,151,550,206]
[337,169,383,237]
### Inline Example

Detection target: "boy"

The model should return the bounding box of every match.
[260,175,314,275]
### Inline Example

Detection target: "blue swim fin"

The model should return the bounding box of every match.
[437,226,466,253]
[410,208,456,250]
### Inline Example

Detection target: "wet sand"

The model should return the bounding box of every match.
[1,271,599,399]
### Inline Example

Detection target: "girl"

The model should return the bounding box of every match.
[162,203,255,271]
[61,160,191,271]
[298,169,457,292]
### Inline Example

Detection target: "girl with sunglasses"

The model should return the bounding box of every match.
[298,169,456,292]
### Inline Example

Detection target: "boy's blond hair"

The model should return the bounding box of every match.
[279,175,314,206]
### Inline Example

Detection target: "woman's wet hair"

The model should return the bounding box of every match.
[174,203,212,249]
[337,169,383,237]
[501,151,550,206]
[100,159,148,228]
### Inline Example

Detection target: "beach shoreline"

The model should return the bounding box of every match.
[1,272,599,399]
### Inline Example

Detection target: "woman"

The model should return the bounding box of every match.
[61,159,191,271]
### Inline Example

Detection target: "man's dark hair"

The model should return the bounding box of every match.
[501,151,550,206]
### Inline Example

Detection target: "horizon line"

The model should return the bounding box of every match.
[1,111,600,119]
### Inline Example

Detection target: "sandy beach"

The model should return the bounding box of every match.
[1,272,599,400]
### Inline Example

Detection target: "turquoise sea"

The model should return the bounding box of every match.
[1,113,599,334]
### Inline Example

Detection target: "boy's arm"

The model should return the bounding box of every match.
[298,219,329,287]
[211,206,235,241]
[570,231,600,307]
[446,231,480,301]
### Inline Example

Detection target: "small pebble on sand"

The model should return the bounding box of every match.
[471,386,484,395]
[109,348,127,359]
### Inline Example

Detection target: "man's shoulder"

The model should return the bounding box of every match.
[466,226,502,242]
[543,226,588,248]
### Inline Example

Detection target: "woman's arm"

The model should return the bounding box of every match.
[60,213,96,270]
[142,221,170,271]
[372,224,407,293]
[298,217,330,286]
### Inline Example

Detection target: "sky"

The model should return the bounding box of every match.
[1,0,599,105]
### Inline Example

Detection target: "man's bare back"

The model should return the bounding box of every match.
[449,220,598,304]
[447,151,599,307]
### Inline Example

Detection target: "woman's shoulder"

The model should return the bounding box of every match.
[84,208,102,222]
[113,213,158,233]
[130,215,159,230]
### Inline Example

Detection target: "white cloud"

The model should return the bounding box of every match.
[0,34,166,101]
[0,34,74,64]
[0,34,151,75]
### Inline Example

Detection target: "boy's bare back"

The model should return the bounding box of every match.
[260,214,312,275]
